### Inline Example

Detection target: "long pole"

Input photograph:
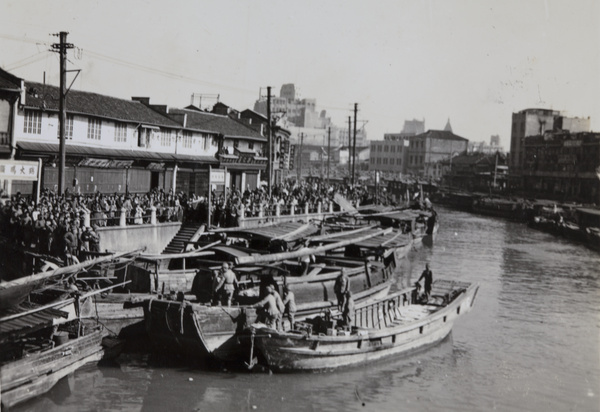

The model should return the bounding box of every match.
[352,103,358,186]
[320,133,324,182]
[298,133,304,183]
[347,116,352,179]
[56,32,69,195]
[493,151,498,189]
[327,127,331,185]
[207,165,212,227]
[267,86,272,198]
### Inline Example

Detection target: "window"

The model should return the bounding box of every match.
[397,158,402,165]
[56,115,74,139]
[248,142,254,150]
[24,110,42,134]
[87,118,102,140]
[182,131,192,149]
[161,129,172,147]
[114,122,127,143]
[391,146,395,153]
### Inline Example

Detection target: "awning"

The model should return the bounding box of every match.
[16,142,219,165]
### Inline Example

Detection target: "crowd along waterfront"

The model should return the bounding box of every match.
[10,205,599,412]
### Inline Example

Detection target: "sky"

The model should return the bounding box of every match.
[1,0,599,150]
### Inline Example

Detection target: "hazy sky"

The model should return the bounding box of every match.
[1,0,599,149]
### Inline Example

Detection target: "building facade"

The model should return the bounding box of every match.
[0,68,272,198]
[509,108,590,177]
[521,131,600,203]
[370,128,468,180]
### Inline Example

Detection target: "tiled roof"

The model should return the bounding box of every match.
[416,130,468,142]
[0,67,22,91]
[169,108,266,141]
[23,81,181,128]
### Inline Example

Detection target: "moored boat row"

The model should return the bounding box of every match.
[0,200,481,406]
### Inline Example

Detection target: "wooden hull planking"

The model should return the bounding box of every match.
[252,282,478,372]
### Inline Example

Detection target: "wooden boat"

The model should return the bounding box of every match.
[245,279,479,372]
[143,252,395,362]
[0,250,140,311]
[200,221,322,252]
[472,197,524,220]
[307,226,413,268]
[0,296,121,409]
[359,209,438,246]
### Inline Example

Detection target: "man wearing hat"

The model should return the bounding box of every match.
[215,262,239,307]
[253,284,283,330]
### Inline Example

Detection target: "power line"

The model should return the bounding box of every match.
[85,49,257,96]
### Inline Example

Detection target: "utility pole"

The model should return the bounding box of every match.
[298,132,304,183]
[52,32,74,195]
[267,86,272,198]
[347,116,352,179]
[327,127,331,185]
[351,103,358,186]
[320,133,324,183]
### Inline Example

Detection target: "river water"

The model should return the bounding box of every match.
[13,206,600,412]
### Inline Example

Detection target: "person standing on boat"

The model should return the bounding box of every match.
[342,290,354,330]
[253,285,281,329]
[298,240,315,276]
[418,263,433,301]
[334,269,350,310]
[282,285,297,330]
[215,262,239,307]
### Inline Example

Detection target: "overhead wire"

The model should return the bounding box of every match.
[2,32,362,117]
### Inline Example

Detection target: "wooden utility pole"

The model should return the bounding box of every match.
[267,86,272,197]
[347,116,352,179]
[327,127,331,185]
[298,133,304,182]
[52,32,74,195]
[351,103,358,186]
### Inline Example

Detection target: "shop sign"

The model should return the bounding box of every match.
[210,169,225,183]
[147,162,165,171]
[0,160,39,181]
[78,158,134,168]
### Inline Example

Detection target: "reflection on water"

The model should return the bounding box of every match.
[13,206,600,412]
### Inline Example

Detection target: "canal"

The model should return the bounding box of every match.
[13,206,600,412]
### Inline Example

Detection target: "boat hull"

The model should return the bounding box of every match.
[251,281,478,372]
[144,279,393,362]
[0,329,106,409]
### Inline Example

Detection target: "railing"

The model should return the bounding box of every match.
[87,205,182,228]
[235,201,345,228]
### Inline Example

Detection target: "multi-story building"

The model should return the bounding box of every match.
[509,108,590,176]
[368,119,425,175]
[0,68,269,197]
[406,130,468,179]
[369,126,468,180]
[443,152,508,192]
[254,84,331,130]
[521,131,600,203]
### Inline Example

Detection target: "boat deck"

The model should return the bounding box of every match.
[392,304,437,325]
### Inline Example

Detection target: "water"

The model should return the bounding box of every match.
[13,207,600,412]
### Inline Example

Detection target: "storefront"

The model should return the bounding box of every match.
[14,142,218,196]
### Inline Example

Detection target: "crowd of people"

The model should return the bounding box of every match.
[0,187,188,262]
[0,180,388,263]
